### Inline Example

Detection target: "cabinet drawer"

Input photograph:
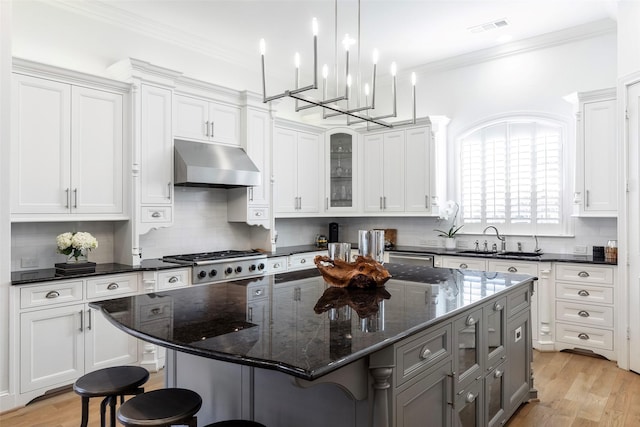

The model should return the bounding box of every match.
[248,207,269,221]
[140,206,173,223]
[487,260,538,276]
[247,280,269,301]
[506,285,531,318]
[138,300,172,322]
[20,280,84,309]
[555,264,613,285]
[86,274,139,300]
[395,324,451,387]
[288,251,325,271]
[555,323,613,350]
[441,257,486,271]
[555,282,614,304]
[266,256,288,274]
[555,301,614,328]
[157,269,190,290]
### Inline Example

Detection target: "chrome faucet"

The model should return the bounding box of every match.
[532,235,542,253]
[483,226,506,252]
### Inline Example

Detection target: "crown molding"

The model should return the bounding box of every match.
[44,0,250,69]
[410,18,617,76]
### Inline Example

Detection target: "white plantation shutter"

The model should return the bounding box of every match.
[459,118,564,234]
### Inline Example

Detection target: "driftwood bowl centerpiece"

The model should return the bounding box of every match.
[314,255,392,288]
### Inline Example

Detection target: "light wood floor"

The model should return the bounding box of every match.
[1,351,639,426]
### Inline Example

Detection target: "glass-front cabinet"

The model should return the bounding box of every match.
[325,129,358,212]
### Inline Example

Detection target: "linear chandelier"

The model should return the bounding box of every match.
[259,0,417,129]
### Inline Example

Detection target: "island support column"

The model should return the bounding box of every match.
[370,367,393,427]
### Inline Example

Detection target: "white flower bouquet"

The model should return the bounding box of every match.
[56,232,98,262]
[434,201,463,238]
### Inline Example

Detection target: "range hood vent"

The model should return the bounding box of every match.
[174,139,261,188]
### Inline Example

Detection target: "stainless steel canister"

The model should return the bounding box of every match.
[358,230,370,257]
[328,242,351,262]
[369,229,385,263]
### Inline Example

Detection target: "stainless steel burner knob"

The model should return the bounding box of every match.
[235,266,243,273]
[258,263,265,270]
[209,269,217,277]
[249,264,257,271]
[198,270,207,279]
[225,267,233,275]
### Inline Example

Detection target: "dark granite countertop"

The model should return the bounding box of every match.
[90,263,535,381]
[271,244,617,265]
[11,259,185,285]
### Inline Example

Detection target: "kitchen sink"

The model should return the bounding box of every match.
[455,250,543,257]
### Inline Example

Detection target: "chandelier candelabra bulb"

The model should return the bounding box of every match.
[391,62,397,77]
[294,52,300,68]
[372,49,379,65]
[259,38,265,56]
[312,17,318,36]
[411,72,416,86]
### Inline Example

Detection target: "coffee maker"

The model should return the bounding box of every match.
[328,222,339,243]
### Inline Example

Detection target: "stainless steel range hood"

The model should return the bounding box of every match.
[174,139,261,188]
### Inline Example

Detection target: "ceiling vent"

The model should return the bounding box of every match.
[468,18,509,34]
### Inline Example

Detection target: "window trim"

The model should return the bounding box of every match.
[453,112,574,237]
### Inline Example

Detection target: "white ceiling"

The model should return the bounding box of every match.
[55,0,618,78]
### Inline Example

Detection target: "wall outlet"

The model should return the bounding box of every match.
[514,326,522,342]
[574,245,588,254]
[21,257,39,268]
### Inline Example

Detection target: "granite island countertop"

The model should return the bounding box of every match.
[90,263,535,381]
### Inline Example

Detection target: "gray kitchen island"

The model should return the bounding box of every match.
[91,264,536,427]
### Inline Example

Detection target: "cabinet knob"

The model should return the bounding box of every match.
[254,288,263,296]
[494,302,503,311]
[151,211,161,218]
[274,262,281,269]
[465,316,476,326]
[300,258,306,264]
[578,333,590,340]
[255,210,262,217]
[494,369,503,378]
[507,266,518,273]
[465,392,477,403]
[460,263,468,269]
[578,290,590,297]
[578,271,590,278]
[578,310,590,318]
[151,308,161,315]
[168,276,179,283]
[45,290,60,299]
[107,282,119,290]
[420,346,432,360]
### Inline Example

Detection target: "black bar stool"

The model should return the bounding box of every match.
[117,388,202,427]
[204,422,267,427]
[73,365,149,427]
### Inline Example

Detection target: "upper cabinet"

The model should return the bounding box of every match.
[573,88,617,216]
[325,129,359,212]
[174,94,240,146]
[363,130,406,212]
[228,98,273,228]
[273,122,324,216]
[11,69,126,221]
[405,126,435,213]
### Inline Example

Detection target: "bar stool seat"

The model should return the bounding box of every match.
[117,388,202,427]
[73,365,149,427]
[204,421,267,427]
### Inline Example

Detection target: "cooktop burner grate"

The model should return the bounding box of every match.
[163,249,263,263]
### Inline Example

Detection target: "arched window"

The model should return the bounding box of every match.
[457,116,569,235]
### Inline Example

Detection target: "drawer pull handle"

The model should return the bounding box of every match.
[578,310,590,318]
[254,289,263,296]
[494,369,503,379]
[151,308,161,315]
[151,211,161,218]
[460,263,468,269]
[107,283,119,290]
[578,333,590,340]
[255,211,262,217]
[466,316,476,326]
[274,262,281,268]
[578,290,590,297]
[578,271,590,278]
[507,266,518,273]
[420,347,432,360]
[45,290,60,299]
[494,302,503,311]
[168,276,179,283]
[465,392,477,403]
[300,258,306,264]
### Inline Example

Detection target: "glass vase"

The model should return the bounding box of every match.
[68,249,88,264]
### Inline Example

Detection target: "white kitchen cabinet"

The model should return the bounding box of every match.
[438,256,487,271]
[16,274,140,400]
[325,129,359,212]
[405,126,434,213]
[140,84,173,214]
[11,72,125,220]
[228,103,272,227]
[573,88,617,216]
[553,263,616,360]
[363,130,405,212]
[273,125,323,216]
[174,94,240,146]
